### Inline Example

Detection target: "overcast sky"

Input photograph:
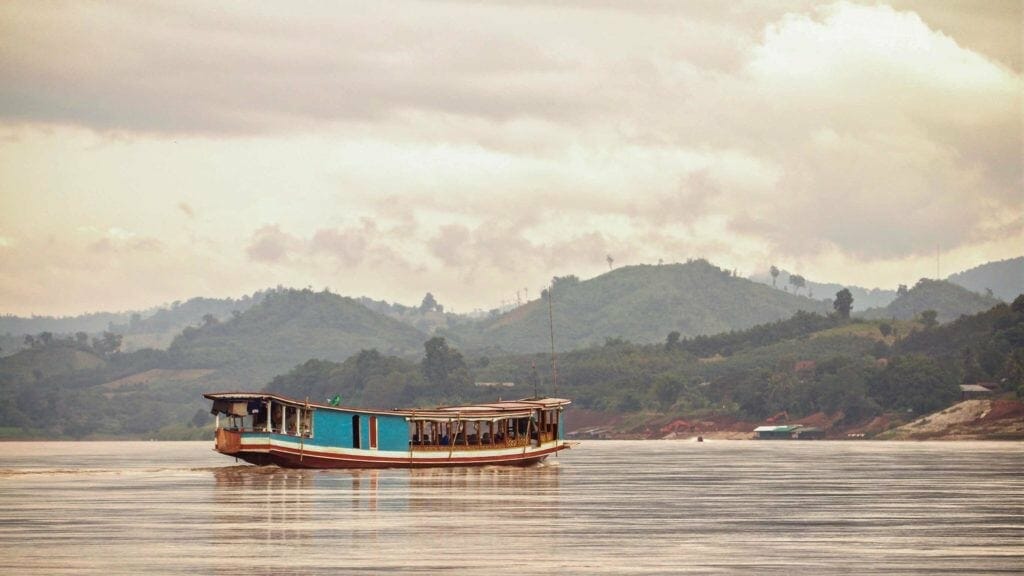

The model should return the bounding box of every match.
[0,0,1020,316]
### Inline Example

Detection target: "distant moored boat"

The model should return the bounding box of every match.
[204,392,572,468]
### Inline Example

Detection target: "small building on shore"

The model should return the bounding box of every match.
[959,384,993,400]
[754,425,803,439]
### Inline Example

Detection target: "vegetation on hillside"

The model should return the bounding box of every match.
[110,293,266,350]
[167,288,427,385]
[0,291,269,355]
[0,337,205,439]
[751,268,898,309]
[860,278,1004,323]
[442,259,830,354]
[0,311,133,340]
[262,297,1022,436]
[357,292,464,335]
[945,256,1023,302]
[1,274,1020,440]
[264,338,479,409]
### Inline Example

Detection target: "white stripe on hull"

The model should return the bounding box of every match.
[237,434,566,463]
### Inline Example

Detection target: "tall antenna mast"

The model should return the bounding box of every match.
[548,282,558,398]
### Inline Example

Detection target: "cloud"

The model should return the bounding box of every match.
[0,2,600,134]
[309,220,413,270]
[713,3,1022,260]
[0,1,1020,316]
[245,225,299,264]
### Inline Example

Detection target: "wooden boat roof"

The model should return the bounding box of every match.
[204,391,570,420]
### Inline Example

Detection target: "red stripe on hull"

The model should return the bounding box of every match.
[219,443,567,469]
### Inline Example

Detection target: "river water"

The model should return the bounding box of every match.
[0,440,1021,574]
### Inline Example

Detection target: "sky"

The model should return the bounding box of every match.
[0,0,1021,317]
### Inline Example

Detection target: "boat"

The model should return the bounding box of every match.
[204,392,572,468]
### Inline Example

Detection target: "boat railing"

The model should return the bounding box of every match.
[410,436,550,451]
[216,425,312,438]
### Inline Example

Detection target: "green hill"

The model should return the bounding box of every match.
[860,279,1003,323]
[442,260,831,353]
[0,343,106,382]
[897,295,1024,362]
[0,289,430,439]
[4,297,1019,439]
[0,292,267,355]
[471,300,1022,424]
[946,256,1023,302]
[0,345,212,439]
[110,293,265,351]
[167,288,428,386]
[0,311,131,339]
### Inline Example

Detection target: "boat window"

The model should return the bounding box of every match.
[352,415,361,449]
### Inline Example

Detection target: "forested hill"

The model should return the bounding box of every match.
[946,256,1024,302]
[860,279,1005,323]
[441,260,831,354]
[266,299,1023,431]
[0,311,132,339]
[750,269,897,309]
[108,294,265,351]
[0,292,267,355]
[167,288,427,385]
[0,289,428,439]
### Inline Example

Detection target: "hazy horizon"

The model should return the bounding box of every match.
[1,1,1021,317]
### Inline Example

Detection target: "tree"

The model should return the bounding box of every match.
[961,347,987,383]
[92,331,123,357]
[1000,352,1024,399]
[606,254,614,270]
[789,274,806,295]
[878,323,893,338]
[419,292,438,313]
[770,265,780,288]
[897,284,909,297]
[665,331,681,351]
[75,331,89,347]
[653,375,683,409]
[1013,294,1024,314]
[833,288,854,319]
[421,336,470,397]
[919,310,938,329]
[868,354,958,414]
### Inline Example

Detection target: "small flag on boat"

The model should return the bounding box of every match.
[327,394,341,406]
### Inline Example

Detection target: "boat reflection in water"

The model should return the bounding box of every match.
[211,463,563,567]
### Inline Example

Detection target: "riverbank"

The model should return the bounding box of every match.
[567,399,1024,441]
